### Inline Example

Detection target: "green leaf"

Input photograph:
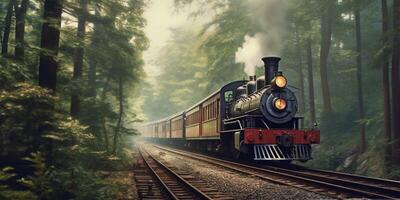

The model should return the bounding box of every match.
[41,134,64,141]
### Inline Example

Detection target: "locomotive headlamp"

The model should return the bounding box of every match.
[274,98,287,111]
[271,72,287,88]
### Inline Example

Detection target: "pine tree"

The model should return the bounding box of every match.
[392,0,400,165]
[71,0,87,117]
[38,0,63,92]
[1,0,13,55]
[14,0,29,60]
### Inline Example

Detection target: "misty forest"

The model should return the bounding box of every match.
[1,0,400,199]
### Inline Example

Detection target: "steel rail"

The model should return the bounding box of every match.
[138,149,179,200]
[296,166,400,188]
[153,145,398,199]
[139,147,213,200]
[262,164,400,199]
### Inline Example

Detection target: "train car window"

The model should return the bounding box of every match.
[212,102,215,118]
[217,99,220,116]
[208,104,210,119]
[224,91,233,102]
[204,106,206,120]
[211,104,213,118]
[205,108,207,120]
[214,102,216,118]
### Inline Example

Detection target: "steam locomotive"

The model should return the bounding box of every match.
[138,57,320,162]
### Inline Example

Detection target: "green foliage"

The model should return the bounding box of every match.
[18,152,55,200]
[0,81,129,199]
[1,0,148,198]
[0,83,93,154]
[0,166,37,200]
[0,58,32,87]
[388,167,400,179]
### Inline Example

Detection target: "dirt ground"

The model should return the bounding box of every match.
[105,170,139,200]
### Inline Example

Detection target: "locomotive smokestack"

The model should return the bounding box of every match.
[262,57,281,84]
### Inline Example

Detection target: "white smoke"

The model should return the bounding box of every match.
[235,34,264,75]
[235,0,288,76]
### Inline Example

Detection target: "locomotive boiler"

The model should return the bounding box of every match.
[138,56,320,162]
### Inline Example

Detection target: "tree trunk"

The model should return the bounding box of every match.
[87,5,100,98]
[14,0,29,60]
[0,5,3,45]
[295,29,305,128]
[381,0,391,168]
[113,76,123,155]
[0,128,3,154]
[37,0,63,166]
[306,38,316,124]
[1,0,13,56]
[392,0,400,165]
[355,8,366,153]
[100,76,111,152]
[101,117,109,152]
[88,59,97,97]
[70,0,87,117]
[38,0,63,93]
[319,2,334,113]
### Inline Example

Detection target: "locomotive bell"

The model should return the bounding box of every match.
[262,57,281,84]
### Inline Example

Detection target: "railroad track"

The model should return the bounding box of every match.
[152,144,400,199]
[133,146,233,200]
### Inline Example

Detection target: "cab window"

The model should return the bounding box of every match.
[224,91,233,102]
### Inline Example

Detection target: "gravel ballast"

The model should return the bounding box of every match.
[146,146,330,200]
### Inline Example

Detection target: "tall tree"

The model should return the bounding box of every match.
[0,1,3,44]
[113,75,123,155]
[392,0,400,165]
[319,1,334,113]
[87,5,100,98]
[354,5,366,152]
[381,0,391,166]
[71,0,87,117]
[1,0,13,55]
[14,0,29,60]
[295,29,306,128]
[38,0,63,92]
[306,38,316,123]
[100,76,111,152]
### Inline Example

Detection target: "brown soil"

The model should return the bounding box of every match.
[105,170,139,200]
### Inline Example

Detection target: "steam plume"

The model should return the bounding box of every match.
[235,0,288,76]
